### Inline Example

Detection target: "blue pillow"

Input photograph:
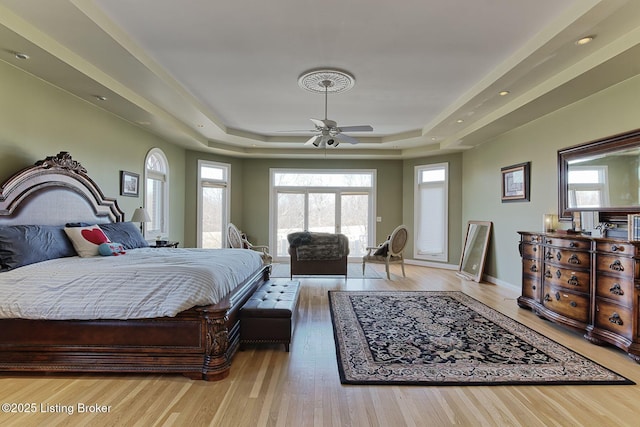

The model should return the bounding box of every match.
[99,222,149,249]
[0,224,76,271]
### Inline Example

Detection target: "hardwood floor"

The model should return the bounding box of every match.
[1,264,639,426]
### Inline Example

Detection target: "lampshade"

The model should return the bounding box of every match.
[131,207,151,223]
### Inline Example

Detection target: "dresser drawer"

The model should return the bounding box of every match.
[595,241,637,256]
[543,267,589,293]
[542,286,589,324]
[595,275,634,307]
[522,258,541,277]
[543,237,589,250]
[595,254,638,278]
[522,276,541,301]
[594,299,633,340]
[544,248,590,269]
[521,243,540,260]
[520,233,541,244]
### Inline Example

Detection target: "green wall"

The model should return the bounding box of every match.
[0,59,186,241]
[462,73,640,286]
[6,48,638,287]
[183,151,463,264]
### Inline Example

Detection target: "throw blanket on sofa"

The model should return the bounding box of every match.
[287,232,349,260]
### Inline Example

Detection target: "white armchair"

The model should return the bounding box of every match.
[226,223,272,264]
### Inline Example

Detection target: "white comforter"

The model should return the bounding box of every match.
[0,248,262,320]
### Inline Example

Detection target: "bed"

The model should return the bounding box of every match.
[0,152,270,380]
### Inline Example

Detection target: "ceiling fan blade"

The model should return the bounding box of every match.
[338,125,373,132]
[304,135,321,146]
[334,133,360,145]
[310,118,326,129]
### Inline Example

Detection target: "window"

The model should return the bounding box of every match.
[144,148,169,238]
[568,165,609,208]
[198,160,230,248]
[271,170,375,260]
[414,163,448,262]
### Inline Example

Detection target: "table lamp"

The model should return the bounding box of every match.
[131,207,151,234]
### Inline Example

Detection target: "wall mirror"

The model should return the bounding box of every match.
[457,221,492,282]
[558,128,640,221]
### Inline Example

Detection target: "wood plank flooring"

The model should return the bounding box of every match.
[1,264,639,426]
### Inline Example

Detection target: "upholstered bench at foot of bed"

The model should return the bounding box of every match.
[240,281,300,352]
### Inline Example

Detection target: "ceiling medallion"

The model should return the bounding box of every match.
[298,68,355,94]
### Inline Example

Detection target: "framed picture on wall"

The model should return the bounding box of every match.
[120,170,139,197]
[501,162,530,202]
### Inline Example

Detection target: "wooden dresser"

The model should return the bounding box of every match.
[518,231,640,362]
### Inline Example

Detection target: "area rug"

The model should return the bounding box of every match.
[270,263,383,279]
[328,291,634,386]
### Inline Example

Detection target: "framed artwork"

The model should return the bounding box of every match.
[120,171,139,197]
[501,162,530,202]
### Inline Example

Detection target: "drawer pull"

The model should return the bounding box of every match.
[569,242,577,248]
[609,283,624,296]
[609,260,624,271]
[557,252,563,261]
[567,275,579,286]
[608,313,623,326]
[530,264,538,273]
[545,238,552,244]
[545,251,553,260]
[544,294,551,302]
[544,269,551,278]
[555,270,562,279]
[611,244,624,252]
[570,301,577,307]
[555,292,561,301]
[568,254,580,264]
[533,247,537,252]
[532,285,536,290]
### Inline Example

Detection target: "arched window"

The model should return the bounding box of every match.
[144,148,169,238]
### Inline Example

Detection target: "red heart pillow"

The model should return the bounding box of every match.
[64,225,111,257]
[81,228,109,245]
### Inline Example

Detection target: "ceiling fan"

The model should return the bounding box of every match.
[302,79,373,148]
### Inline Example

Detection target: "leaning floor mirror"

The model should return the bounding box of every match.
[456,221,492,282]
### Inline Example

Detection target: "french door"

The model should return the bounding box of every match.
[271,170,375,260]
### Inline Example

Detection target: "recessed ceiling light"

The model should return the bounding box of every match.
[499,90,510,96]
[94,95,107,101]
[576,35,595,46]
[456,119,464,123]
[14,52,29,60]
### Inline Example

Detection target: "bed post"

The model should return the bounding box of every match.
[199,307,232,381]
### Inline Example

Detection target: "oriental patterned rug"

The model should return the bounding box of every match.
[328,291,634,386]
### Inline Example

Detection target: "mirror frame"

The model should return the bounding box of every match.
[456,220,492,282]
[558,128,640,222]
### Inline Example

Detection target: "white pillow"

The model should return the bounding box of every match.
[64,225,110,257]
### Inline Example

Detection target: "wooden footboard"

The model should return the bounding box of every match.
[0,265,270,381]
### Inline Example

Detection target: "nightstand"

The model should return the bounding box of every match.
[149,241,179,248]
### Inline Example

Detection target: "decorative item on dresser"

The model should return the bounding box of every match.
[518,231,640,363]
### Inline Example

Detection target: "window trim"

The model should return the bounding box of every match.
[269,168,376,261]
[414,162,448,262]
[197,159,231,248]
[144,148,169,239]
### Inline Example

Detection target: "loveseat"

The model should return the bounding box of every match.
[287,231,349,277]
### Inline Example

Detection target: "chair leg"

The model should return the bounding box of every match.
[385,263,390,280]
[362,261,366,275]
[401,260,406,277]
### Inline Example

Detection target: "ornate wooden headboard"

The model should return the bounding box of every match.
[0,152,124,225]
